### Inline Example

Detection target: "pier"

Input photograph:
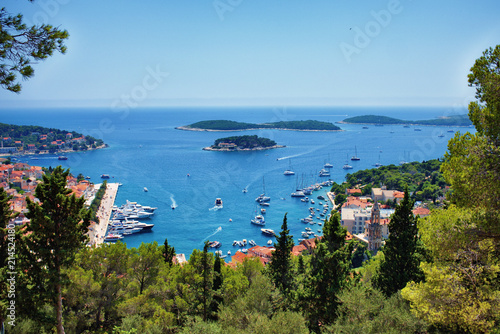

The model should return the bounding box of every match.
[89,182,119,245]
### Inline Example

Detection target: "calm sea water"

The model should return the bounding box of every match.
[1,106,472,257]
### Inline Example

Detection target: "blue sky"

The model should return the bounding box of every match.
[1,0,500,108]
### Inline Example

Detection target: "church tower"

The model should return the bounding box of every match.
[366,201,382,252]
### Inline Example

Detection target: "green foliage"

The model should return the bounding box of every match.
[213,134,277,149]
[89,180,107,221]
[0,7,68,92]
[373,190,425,297]
[186,119,341,131]
[327,284,428,333]
[350,239,369,269]
[267,214,295,295]
[339,159,447,203]
[128,242,163,295]
[162,237,176,266]
[300,213,353,331]
[20,166,91,333]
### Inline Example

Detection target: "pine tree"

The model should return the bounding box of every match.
[21,166,91,334]
[374,189,424,296]
[267,213,295,295]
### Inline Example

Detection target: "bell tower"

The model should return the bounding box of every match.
[366,201,382,252]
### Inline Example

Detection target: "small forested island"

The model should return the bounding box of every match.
[0,123,106,155]
[177,119,342,131]
[339,114,473,126]
[203,135,284,151]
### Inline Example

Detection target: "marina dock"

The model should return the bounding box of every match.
[89,182,119,246]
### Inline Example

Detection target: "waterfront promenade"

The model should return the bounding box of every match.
[89,182,119,245]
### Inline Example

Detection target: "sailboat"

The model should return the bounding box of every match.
[255,177,271,203]
[343,154,353,169]
[350,146,360,161]
[283,159,295,175]
[374,153,382,167]
[324,154,333,168]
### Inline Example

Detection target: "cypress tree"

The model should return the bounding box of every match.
[163,237,176,266]
[374,188,424,296]
[22,166,91,334]
[304,212,352,332]
[268,213,295,295]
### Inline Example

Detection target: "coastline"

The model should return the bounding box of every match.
[202,144,286,151]
[337,121,472,127]
[0,144,108,158]
[176,126,342,132]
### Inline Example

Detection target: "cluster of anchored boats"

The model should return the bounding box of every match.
[104,200,157,242]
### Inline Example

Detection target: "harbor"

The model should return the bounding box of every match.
[88,182,120,245]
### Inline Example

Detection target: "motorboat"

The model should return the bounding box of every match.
[144,187,148,192]
[58,156,68,160]
[256,194,271,203]
[104,233,123,242]
[251,215,266,226]
[101,174,110,179]
[261,228,276,236]
[215,198,223,207]
[209,241,222,248]
[291,191,305,197]
[319,169,330,177]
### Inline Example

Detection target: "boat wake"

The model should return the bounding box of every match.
[170,195,178,209]
[203,226,222,243]
[209,205,223,211]
[277,151,312,161]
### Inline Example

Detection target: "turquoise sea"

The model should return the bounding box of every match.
[1,106,472,257]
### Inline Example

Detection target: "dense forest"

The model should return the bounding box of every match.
[342,114,472,127]
[211,135,279,149]
[1,46,500,334]
[0,123,105,152]
[180,120,341,131]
